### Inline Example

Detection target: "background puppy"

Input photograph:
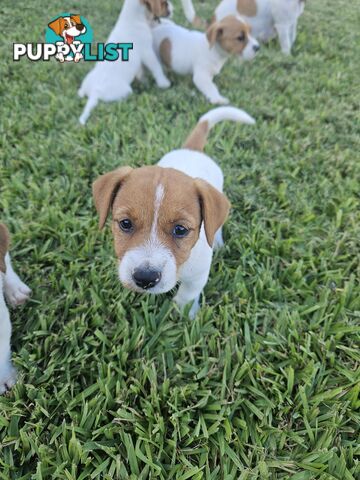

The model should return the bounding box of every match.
[93,107,255,317]
[183,0,305,54]
[153,16,259,104]
[0,224,31,394]
[78,0,172,124]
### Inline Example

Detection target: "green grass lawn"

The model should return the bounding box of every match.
[1,0,359,478]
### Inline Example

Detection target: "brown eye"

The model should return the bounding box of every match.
[119,219,133,232]
[64,23,69,29]
[71,21,76,26]
[173,225,189,238]
[237,33,245,42]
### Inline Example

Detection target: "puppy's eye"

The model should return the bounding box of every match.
[64,23,69,29]
[119,219,133,232]
[173,225,189,238]
[237,33,245,42]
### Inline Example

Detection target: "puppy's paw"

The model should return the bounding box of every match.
[0,362,17,395]
[157,77,171,89]
[4,275,31,307]
[211,96,229,105]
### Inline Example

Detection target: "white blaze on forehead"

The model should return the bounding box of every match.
[150,184,165,241]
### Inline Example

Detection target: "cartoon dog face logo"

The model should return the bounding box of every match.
[48,15,87,62]
[48,15,86,44]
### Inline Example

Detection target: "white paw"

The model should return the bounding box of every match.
[0,362,17,395]
[157,77,171,89]
[211,96,229,105]
[188,299,200,319]
[4,274,31,307]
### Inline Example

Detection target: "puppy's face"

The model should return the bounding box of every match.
[93,166,230,294]
[141,0,172,20]
[48,15,86,43]
[207,15,260,61]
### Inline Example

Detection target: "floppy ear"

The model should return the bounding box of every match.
[92,167,133,230]
[70,15,81,24]
[206,21,223,47]
[48,17,66,36]
[0,224,10,273]
[195,179,230,247]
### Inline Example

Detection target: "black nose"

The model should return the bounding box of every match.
[253,44,260,52]
[133,268,161,290]
[76,23,85,31]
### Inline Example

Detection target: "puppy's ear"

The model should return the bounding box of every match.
[195,179,230,247]
[0,224,10,273]
[206,21,223,47]
[70,15,81,24]
[48,17,66,36]
[92,167,133,230]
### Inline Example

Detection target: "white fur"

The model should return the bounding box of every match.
[153,17,259,104]
[214,0,305,54]
[78,0,170,124]
[158,107,255,316]
[0,254,31,394]
[180,0,196,23]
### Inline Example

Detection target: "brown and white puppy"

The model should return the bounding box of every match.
[78,0,172,124]
[93,107,255,317]
[153,15,259,104]
[195,0,305,54]
[0,224,31,394]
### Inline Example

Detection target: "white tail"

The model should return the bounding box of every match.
[180,0,196,23]
[183,107,255,152]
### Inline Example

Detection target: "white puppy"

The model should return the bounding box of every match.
[152,16,259,105]
[0,224,31,394]
[183,0,305,55]
[78,0,172,125]
[93,107,255,317]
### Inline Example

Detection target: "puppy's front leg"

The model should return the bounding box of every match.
[141,48,171,89]
[0,279,16,394]
[173,270,211,319]
[4,254,31,307]
[193,70,229,105]
[275,23,293,55]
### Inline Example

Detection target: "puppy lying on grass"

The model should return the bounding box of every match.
[93,107,255,317]
[0,224,31,394]
[78,0,172,124]
[152,15,259,104]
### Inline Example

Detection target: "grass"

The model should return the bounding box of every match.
[0,0,359,478]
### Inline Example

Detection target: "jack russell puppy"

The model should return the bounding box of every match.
[93,107,255,317]
[152,16,259,105]
[0,224,31,394]
[78,0,172,125]
[213,0,306,54]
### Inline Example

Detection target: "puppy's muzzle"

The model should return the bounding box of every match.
[133,267,162,290]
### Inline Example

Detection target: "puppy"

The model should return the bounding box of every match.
[152,16,259,105]
[213,0,305,54]
[78,0,172,125]
[0,224,31,394]
[48,14,87,62]
[93,107,255,317]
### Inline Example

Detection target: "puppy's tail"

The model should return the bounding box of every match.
[183,107,255,152]
[180,0,205,27]
[79,96,98,125]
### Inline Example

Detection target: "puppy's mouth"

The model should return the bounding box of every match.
[65,32,74,44]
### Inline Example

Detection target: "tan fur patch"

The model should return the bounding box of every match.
[237,0,257,17]
[0,224,10,273]
[183,121,209,152]
[141,0,171,18]
[207,15,251,55]
[159,38,172,68]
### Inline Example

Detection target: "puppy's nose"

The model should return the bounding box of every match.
[253,44,260,52]
[133,268,161,290]
[76,23,85,31]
